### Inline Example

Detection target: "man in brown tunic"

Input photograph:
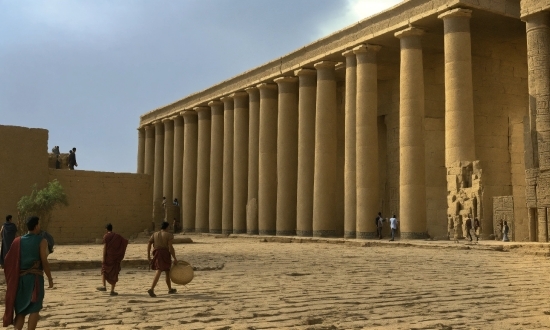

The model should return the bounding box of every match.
[147,221,178,297]
[97,223,128,296]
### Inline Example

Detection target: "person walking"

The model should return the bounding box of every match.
[3,216,54,330]
[97,224,128,296]
[0,215,17,267]
[502,221,510,242]
[473,217,480,241]
[465,215,473,242]
[68,147,77,170]
[389,215,398,241]
[147,222,178,297]
[376,213,384,239]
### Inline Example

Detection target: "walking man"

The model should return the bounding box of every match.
[147,221,178,297]
[389,215,398,241]
[3,216,54,330]
[473,217,480,241]
[376,213,384,239]
[465,214,473,242]
[97,223,128,296]
[68,147,77,170]
[0,215,17,267]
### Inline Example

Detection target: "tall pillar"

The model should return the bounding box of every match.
[342,50,357,238]
[258,83,278,235]
[312,61,338,237]
[208,101,224,234]
[153,120,165,225]
[221,96,234,235]
[296,69,317,237]
[232,92,249,234]
[274,76,298,236]
[172,115,184,205]
[246,87,260,234]
[438,9,475,166]
[354,44,381,239]
[162,118,174,204]
[181,111,198,232]
[395,27,427,238]
[144,125,155,175]
[195,107,211,233]
[526,13,550,171]
[137,127,145,174]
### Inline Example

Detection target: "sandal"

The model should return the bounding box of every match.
[168,288,177,294]
[96,286,107,292]
[147,289,156,297]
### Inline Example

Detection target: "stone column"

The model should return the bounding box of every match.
[342,50,357,238]
[296,69,317,237]
[221,96,234,234]
[258,83,278,235]
[313,61,337,237]
[438,9,475,166]
[526,12,550,171]
[172,115,184,205]
[153,120,165,225]
[162,118,174,204]
[144,125,155,175]
[208,100,224,234]
[354,44,381,239]
[246,87,260,234]
[395,27,427,238]
[181,111,198,232]
[274,76,298,236]
[195,107,211,233]
[137,127,145,174]
[232,92,249,234]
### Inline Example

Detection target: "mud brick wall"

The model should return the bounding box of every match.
[48,170,153,244]
[0,125,49,222]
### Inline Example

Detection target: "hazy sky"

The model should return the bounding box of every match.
[1,0,401,173]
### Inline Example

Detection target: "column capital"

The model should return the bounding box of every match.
[153,120,163,127]
[137,126,145,131]
[394,26,425,39]
[438,8,472,20]
[524,11,550,31]
[274,76,298,84]
[220,95,234,102]
[342,49,355,57]
[180,110,197,117]
[353,44,381,54]
[257,82,277,90]
[230,91,248,99]
[144,124,154,131]
[193,106,210,112]
[313,61,337,69]
[161,117,172,123]
[294,68,316,76]
[208,100,223,107]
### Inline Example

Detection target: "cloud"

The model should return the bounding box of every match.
[316,0,403,37]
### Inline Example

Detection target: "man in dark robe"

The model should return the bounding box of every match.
[147,221,178,297]
[0,215,17,267]
[3,216,54,330]
[97,223,128,296]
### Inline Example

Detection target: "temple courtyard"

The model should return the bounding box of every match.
[2,234,550,329]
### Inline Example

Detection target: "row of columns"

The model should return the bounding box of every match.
[136,8,476,238]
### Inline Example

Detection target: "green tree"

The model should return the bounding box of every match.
[17,180,68,233]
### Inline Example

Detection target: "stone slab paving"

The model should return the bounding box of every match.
[3,235,550,329]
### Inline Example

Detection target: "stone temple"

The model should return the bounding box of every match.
[137,0,550,242]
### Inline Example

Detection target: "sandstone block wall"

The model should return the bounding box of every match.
[48,170,153,244]
[520,0,550,18]
[0,125,49,221]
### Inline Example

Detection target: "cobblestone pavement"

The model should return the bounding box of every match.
[3,235,550,329]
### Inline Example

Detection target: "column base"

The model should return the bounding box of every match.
[182,228,195,233]
[296,230,313,237]
[247,230,259,235]
[276,230,296,236]
[344,231,356,239]
[209,229,222,234]
[222,229,233,235]
[233,229,247,234]
[195,228,209,234]
[313,230,337,237]
[400,231,428,239]
[259,230,276,236]
[357,232,377,239]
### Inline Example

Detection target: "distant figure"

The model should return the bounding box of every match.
[68,147,77,170]
[465,214,473,242]
[97,223,128,296]
[389,215,398,241]
[51,146,60,155]
[473,218,480,241]
[502,221,510,242]
[172,217,180,233]
[376,213,384,239]
[147,222,178,297]
[162,197,166,209]
[173,198,179,206]
[0,215,17,267]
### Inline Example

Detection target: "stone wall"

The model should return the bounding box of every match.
[520,0,550,18]
[48,170,153,244]
[0,125,49,221]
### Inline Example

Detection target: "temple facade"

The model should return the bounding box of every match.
[138,0,550,241]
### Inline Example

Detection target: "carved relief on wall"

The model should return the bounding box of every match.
[446,161,483,240]
[493,196,514,241]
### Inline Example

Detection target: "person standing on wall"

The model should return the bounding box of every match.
[3,216,54,330]
[68,147,78,170]
[147,221,178,297]
[0,215,17,267]
[97,223,128,296]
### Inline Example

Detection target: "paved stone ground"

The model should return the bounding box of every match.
[3,235,550,329]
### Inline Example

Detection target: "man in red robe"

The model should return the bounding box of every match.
[96,223,128,296]
[147,221,178,297]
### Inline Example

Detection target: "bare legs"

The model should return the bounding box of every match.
[14,312,39,330]
[148,270,174,297]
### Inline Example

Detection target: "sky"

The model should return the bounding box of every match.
[0,0,402,173]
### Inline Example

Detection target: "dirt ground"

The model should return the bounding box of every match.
[2,234,550,330]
